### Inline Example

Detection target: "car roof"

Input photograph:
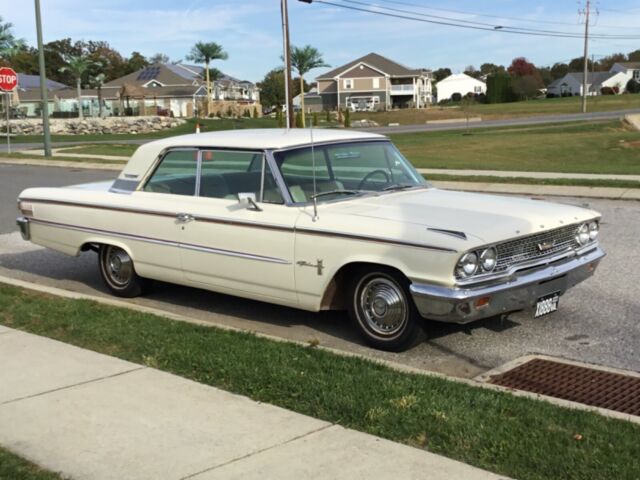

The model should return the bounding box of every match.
[119,128,387,180]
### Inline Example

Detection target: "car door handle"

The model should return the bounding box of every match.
[176,213,195,223]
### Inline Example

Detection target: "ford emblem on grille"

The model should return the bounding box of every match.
[537,240,557,252]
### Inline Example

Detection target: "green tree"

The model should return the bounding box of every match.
[149,53,170,64]
[186,42,228,104]
[125,51,149,74]
[290,45,329,127]
[0,16,23,57]
[627,49,640,62]
[257,68,285,107]
[59,54,98,119]
[89,73,106,117]
[433,67,452,82]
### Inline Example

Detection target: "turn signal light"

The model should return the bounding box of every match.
[474,296,491,309]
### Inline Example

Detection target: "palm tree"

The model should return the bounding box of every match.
[186,42,228,104]
[0,16,23,58]
[290,45,329,127]
[89,73,106,117]
[59,55,98,120]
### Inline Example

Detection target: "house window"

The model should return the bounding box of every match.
[344,79,353,89]
[372,78,380,89]
[634,70,640,81]
[474,86,482,93]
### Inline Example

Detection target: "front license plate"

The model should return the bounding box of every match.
[534,292,560,318]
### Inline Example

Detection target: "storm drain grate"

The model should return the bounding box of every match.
[488,358,640,416]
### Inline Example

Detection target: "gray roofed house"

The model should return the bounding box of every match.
[315,52,433,111]
[547,70,632,96]
[17,73,67,91]
[610,61,640,82]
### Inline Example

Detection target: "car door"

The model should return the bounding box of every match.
[178,149,299,303]
[126,148,199,282]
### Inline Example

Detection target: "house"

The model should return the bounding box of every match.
[102,63,259,117]
[435,73,486,102]
[546,71,630,97]
[13,74,68,117]
[292,86,321,111]
[610,62,640,82]
[315,52,433,112]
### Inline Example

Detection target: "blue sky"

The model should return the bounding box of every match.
[3,0,640,82]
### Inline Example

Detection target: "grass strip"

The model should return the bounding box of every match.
[1,284,639,480]
[0,153,125,165]
[427,174,640,189]
[0,446,65,480]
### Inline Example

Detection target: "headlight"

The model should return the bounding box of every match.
[456,252,478,277]
[576,223,590,245]
[588,221,599,241]
[479,247,497,272]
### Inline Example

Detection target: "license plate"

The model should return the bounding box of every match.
[534,292,560,318]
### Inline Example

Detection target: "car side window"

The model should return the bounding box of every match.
[199,150,283,204]
[144,150,198,195]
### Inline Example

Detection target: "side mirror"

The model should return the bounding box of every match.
[237,192,262,211]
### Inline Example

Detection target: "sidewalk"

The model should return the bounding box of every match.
[0,326,509,480]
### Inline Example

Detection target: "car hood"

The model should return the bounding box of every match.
[329,188,599,245]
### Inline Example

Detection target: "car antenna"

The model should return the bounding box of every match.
[310,116,319,222]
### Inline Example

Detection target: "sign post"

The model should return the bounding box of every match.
[0,67,18,154]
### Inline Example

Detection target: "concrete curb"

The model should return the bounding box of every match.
[1,274,638,426]
[420,168,640,182]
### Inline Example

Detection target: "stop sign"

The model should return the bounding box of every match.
[0,67,18,92]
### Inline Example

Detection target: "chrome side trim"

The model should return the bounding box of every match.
[28,218,291,265]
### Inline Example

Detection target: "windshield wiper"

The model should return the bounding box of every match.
[311,189,361,200]
[381,184,421,192]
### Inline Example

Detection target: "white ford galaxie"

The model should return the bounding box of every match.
[16,129,605,351]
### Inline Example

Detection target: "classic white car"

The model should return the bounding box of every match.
[16,129,605,351]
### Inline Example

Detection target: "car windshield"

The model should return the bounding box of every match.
[273,141,427,203]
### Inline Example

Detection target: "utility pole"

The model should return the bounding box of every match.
[280,0,295,128]
[580,0,591,114]
[34,0,52,157]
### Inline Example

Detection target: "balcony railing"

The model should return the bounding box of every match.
[390,84,415,94]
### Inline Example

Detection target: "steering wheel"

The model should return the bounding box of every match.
[357,169,391,190]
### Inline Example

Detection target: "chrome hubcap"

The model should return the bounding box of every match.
[105,247,133,287]
[359,277,407,336]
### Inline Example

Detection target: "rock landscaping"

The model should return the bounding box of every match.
[0,116,185,135]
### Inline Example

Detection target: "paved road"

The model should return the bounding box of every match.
[2,108,639,154]
[1,165,638,378]
[364,108,640,135]
[1,164,115,234]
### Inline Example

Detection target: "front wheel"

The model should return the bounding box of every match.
[98,245,150,298]
[348,268,424,352]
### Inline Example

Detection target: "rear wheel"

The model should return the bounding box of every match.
[348,268,424,352]
[98,245,149,298]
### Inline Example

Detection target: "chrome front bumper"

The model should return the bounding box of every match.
[16,216,30,240]
[410,246,605,324]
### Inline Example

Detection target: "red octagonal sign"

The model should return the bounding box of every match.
[0,67,18,92]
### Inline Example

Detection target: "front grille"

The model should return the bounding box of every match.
[495,224,580,273]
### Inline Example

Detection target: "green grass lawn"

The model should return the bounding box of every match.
[56,143,138,157]
[427,174,640,189]
[392,120,640,175]
[1,283,639,480]
[0,152,125,164]
[354,94,640,125]
[0,447,64,480]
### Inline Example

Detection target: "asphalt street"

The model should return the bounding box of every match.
[1,164,638,378]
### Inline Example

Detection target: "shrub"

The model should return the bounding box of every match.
[226,106,233,117]
[343,108,350,128]
[600,86,615,95]
[252,106,258,118]
[627,79,640,94]
[312,111,318,126]
[295,111,303,128]
[451,92,462,102]
[325,110,331,122]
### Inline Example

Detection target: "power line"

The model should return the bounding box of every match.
[312,0,640,39]
[374,0,640,31]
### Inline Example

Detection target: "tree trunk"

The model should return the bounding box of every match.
[76,77,83,120]
[300,75,306,127]
[205,60,211,107]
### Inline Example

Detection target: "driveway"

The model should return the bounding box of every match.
[2,164,638,378]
